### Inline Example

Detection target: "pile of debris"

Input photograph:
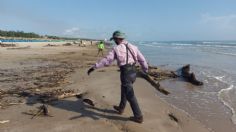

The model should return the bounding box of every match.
[62,43,73,46]
[147,66,178,81]
[43,44,59,47]
[0,60,78,109]
[0,43,16,47]
[37,89,81,103]
[24,104,52,119]
[7,46,30,50]
[137,64,203,95]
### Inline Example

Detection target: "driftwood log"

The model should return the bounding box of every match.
[137,71,170,95]
[181,64,203,86]
[136,64,203,95]
[83,99,95,107]
[37,89,81,103]
[136,65,179,95]
[22,104,52,119]
[76,92,95,107]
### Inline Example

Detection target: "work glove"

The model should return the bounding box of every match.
[87,67,95,75]
[142,69,149,75]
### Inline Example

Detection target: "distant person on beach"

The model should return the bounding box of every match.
[87,31,148,123]
[97,41,105,56]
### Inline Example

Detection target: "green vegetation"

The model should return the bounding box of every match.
[45,35,60,39]
[0,29,100,41]
[0,29,78,40]
[0,30,41,38]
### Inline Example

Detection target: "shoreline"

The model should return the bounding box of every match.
[0,42,211,132]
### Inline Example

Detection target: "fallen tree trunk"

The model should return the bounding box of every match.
[181,64,203,86]
[137,71,170,95]
[136,64,203,95]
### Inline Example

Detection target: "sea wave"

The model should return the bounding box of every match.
[206,71,236,125]
[138,41,236,49]
[138,43,162,48]
[214,76,225,82]
[203,41,221,44]
[170,43,193,46]
[218,85,236,124]
[214,52,236,57]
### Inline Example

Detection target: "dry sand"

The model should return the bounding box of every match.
[0,42,211,132]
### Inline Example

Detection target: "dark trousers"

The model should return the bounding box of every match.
[97,49,104,56]
[119,66,142,118]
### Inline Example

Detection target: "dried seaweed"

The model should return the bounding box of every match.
[0,59,78,108]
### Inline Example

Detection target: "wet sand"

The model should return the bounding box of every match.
[0,42,211,132]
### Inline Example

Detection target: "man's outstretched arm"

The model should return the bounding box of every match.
[88,49,116,75]
[137,48,148,73]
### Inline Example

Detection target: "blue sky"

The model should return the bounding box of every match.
[0,0,236,41]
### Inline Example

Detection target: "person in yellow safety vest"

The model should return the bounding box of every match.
[97,41,105,56]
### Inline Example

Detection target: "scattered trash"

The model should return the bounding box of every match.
[168,113,179,123]
[75,92,95,106]
[7,46,30,50]
[75,92,88,99]
[98,70,106,72]
[44,44,59,47]
[82,53,88,56]
[37,89,82,103]
[0,120,10,124]
[23,104,53,119]
[62,43,73,46]
[0,59,78,108]
[0,43,16,47]
[83,99,95,107]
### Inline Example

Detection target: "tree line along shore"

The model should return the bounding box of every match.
[0,29,100,42]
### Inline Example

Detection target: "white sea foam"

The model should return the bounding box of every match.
[171,43,193,46]
[218,85,236,124]
[213,52,236,57]
[214,45,236,48]
[195,44,236,48]
[214,76,225,82]
[138,43,162,48]
[206,75,226,83]
[203,41,221,44]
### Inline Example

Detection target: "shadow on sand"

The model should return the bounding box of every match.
[26,97,129,122]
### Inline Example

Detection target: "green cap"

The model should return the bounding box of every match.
[110,30,126,41]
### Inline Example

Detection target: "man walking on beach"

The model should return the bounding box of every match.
[97,41,105,56]
[87,31,148,123]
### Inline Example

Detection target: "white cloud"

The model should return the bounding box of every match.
[64,27,80,35]
[201,13,236,30]
[62,27,112,39]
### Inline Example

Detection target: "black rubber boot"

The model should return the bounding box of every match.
[113,105,124,115]
[129,116,143,123]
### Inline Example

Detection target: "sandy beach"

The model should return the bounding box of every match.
[0,42,211,132]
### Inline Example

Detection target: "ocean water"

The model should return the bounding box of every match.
[0,39,66,42]
[0,39,50,42]
[135,41,236,132]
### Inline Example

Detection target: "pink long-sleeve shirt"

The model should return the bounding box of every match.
[94,40,148,72]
